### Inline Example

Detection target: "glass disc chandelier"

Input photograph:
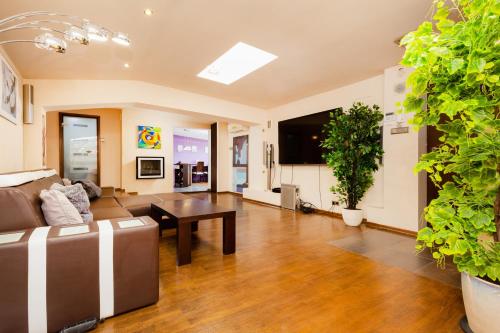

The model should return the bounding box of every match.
[0,11,131,54]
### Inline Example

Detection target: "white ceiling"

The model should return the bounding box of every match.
[173,128,209,140]
[0,0,431,108]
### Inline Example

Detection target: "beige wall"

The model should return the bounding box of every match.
[255,69,426,232]
[121,107,211,194]
[22,79,266,170]
[382,66,427,232]
[0,47,24,173]
[46,109,122,188]
[16,66,426,232]
[266,75,386,220]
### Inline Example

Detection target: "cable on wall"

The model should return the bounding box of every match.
[291,165,294,184]
[279,164,282,185]
[271,161,276,188]
[318,165,322,209]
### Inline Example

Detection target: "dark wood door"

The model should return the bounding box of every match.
[210,123,217,192]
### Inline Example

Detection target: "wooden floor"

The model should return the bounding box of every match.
[95,193,464,333]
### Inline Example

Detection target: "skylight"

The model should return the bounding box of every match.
[197,42,278,85]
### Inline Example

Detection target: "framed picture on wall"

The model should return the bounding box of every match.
[138,125,162,149]
[0,57,18,124]
[232,135,248,167]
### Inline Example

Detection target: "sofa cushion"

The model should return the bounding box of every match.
[90,197,121,210]
[115,195,162,208]
[91,207,133,221]
[51,183,93,223]
[74,180,102,200]
[100,187,115,198]
[0,188,43,232]
[14,174,64,225]
[40,190,83,226]
[123,204,152,217]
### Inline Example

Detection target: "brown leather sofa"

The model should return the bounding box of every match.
[0,170,188,333]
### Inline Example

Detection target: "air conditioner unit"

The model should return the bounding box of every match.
[228,123,248,133]
[281,184,299,210]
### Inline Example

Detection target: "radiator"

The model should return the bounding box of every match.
[281,184,298,210]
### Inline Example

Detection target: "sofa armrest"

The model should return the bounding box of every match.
[0,216,159,332]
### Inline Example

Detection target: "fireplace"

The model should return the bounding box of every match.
[136,157,164,179]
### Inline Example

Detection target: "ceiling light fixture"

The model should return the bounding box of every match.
[0,11,131,53]
[197,42,278,85]
[112,32,130,46]
[82,21,108,42]
[64,26,88,45]
[144,9,154,16]
[124,63,130,68]
[34,33,67,53]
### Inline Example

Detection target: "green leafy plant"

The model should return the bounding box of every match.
[321,102,384,210]
[400,0,500,283]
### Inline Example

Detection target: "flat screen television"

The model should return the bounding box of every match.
[278,109,340,165]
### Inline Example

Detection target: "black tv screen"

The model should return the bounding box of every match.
[278,109,339,165]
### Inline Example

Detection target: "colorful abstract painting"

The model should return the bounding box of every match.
[138,126,161,149]
[233,135,248,167]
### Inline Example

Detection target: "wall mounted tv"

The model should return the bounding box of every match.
[278,109,340,165]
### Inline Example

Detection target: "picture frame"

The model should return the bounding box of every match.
[0,56,18,124]
[138,125,161,149]
[232,135,249,167]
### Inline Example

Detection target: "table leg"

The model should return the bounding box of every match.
[176,221,192,265]
[150,206,163,238]
[192,221,199,232]
[223,212,236,255]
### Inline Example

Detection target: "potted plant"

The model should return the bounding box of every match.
[321,102,384,226]
[400,0,499,331]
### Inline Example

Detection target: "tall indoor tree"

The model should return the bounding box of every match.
[400,0,499,331]
[321,102,383,226]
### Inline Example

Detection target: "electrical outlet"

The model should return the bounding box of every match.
[332,201,339,206]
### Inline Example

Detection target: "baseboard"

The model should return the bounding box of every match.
[238,196,417,238]
[312,208,417,237]
[312,208,342,219]
[223,191,243,197]
[242,197,280,208]
[363,221,417,237]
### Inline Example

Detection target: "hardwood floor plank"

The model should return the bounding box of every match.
[95,193,463,333]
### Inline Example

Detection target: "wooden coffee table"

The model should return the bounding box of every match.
[151,199,236,266]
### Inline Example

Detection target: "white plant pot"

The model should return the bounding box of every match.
[461,272,500,333]
[341,208,364,227]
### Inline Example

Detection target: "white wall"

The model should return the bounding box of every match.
[16,67,425,232]
[0,47,24,173]
[254,69,426,232]
[121,107,210,194]
[382,66,427,231]
[265,75,385,220]
[23,79,267,170]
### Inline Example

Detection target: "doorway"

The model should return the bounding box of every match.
[173,128,210,193]
[59,113,100,184]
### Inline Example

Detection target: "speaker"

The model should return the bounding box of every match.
[281,184,299,210]
[23,84,34,124]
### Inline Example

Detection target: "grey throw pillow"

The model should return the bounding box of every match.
[51,183,93,223]
[40,189,83,226]
[74,180,102,200]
